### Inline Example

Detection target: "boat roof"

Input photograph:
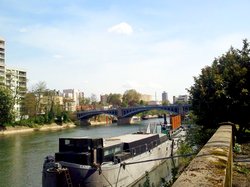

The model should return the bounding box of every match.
[104,133,158,147]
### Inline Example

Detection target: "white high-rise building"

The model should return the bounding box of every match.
[162,91,168,103]
[0,37,27,119]
[0,37,5,85]
[6,68,27,118]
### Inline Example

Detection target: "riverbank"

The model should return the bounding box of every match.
[0,122,76,135]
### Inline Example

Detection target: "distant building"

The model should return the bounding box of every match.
[148,100,161,105]
[173,95,188,104]
[63,89,83,111]
[100,94,108,104]
[162,91,168,103]
[40,90,64,114]
[0,37,5,85]
[140,94,152,102]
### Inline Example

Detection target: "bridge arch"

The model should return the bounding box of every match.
[77,104,191,125]
[120,106,179,118]
[77,109,118,120]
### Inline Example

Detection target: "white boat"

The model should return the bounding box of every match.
[131,116,141,123]
[42,125,185,187]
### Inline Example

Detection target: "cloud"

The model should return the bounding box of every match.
[108,22,133,35]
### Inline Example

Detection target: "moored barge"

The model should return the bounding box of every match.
[42,124,184,187]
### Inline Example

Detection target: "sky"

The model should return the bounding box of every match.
[1,0,250,102]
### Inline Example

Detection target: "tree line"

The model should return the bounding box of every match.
[0,82,160,127]
[0,81,72,127]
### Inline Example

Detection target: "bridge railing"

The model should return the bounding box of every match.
[172,124,233,187]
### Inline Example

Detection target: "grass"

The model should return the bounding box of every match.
[235,165,250,175]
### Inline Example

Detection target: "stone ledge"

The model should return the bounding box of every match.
[172,125,232,187]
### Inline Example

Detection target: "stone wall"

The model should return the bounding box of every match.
[172,125,233,187]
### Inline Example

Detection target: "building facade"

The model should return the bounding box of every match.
[173,95,188,104]
[0,37,27,119]
[140,94,152,102]
[40,90,64,115]
[63,89,83,111]
[0,37,5,85]
[5,68,27,119]
[162,91,168,103]
[100,94,108,105]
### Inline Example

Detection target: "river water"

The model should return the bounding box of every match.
[0,118,175,187]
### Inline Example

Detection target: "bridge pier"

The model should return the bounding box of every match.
[117,117,133,125]
[79,119,91,126]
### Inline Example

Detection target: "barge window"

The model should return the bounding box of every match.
[104,149,112,156]
[132,148,136,155]
[65,140,70,145]
[114,147,121,153]
[104,146,121,156]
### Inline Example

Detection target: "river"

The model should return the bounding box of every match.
[0,118,175,187]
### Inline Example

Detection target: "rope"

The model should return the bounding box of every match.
[101,171,114,187]
[115,165,122,187]
[120,153,197,167]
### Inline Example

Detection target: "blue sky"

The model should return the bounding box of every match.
[1,0,250,102]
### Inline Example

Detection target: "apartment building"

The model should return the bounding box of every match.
[0,37,27,119]
[6,68,27,118]
[63,89,84,111]
[40,90,64,114]
[173,95,189,104]
[0,37,5,85]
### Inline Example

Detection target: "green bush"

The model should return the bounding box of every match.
[233,143,242,153]
[34,115,46,124]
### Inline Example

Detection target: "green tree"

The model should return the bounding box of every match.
[107,93,122,107]
[188,39,250,132]
[162,100,169,105]
[0,86,14,126]
[122,89,141,106]
[22,92,36,118]
[79,97,91,105]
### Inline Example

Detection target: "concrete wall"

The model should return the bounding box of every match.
[172,125,233,187]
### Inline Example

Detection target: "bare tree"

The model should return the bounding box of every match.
[32,81,47,116]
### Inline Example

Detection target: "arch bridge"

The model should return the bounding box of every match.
[77,104,191,125]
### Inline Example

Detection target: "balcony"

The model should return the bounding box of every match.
[19,72,26,77]
[19,77,26,82]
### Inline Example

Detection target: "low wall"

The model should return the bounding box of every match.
[172,125,233,187]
